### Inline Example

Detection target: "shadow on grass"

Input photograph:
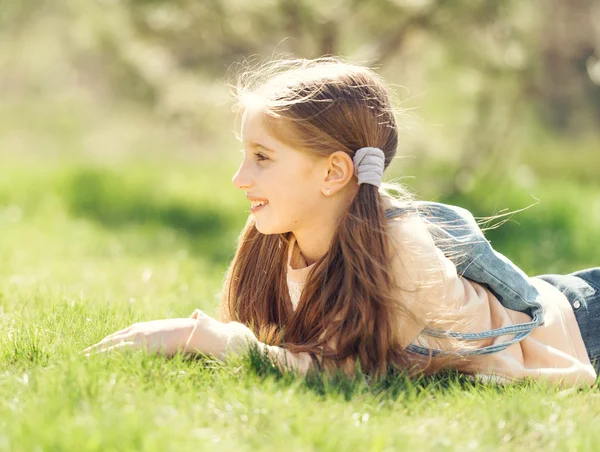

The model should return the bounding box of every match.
[62,167,242,263]
[237,342,537,402]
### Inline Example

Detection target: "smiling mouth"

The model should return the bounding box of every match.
[250,201,269,213]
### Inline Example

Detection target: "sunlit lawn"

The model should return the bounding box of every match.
[1,158,600,451]
[3,4,600,448]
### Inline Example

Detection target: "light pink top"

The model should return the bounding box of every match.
[286,195,597,387]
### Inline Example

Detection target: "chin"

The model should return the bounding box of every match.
[255,227,281,235]
[254,221,287,235]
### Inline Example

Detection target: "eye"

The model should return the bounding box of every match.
[255,152,269,162]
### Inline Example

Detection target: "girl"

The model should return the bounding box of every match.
[83,57,599,388]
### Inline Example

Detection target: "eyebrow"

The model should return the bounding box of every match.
[246,141,276,153]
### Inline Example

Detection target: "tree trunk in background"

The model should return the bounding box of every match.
[537,0,600,132]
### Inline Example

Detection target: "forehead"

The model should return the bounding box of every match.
[240,106,288,151]
[240,107,268,138]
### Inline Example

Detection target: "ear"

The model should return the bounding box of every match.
[322,151,355,196]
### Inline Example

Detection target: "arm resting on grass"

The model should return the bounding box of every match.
[183,318,314,376]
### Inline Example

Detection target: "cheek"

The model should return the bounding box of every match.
[267,162,321,207]
[287,184,322,215]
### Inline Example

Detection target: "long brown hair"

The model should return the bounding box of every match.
[220,57,486,380]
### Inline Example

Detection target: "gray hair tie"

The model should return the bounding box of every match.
[353,147,385,188]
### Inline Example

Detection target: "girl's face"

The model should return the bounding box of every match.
[232,107,327,236]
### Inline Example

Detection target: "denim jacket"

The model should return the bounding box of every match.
[384,201,545,357]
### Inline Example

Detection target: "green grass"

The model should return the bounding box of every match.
[3,4,600,449]
[1,159,600,451]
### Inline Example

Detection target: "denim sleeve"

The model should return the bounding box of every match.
[385,202,545,357]
[418,202,544,318]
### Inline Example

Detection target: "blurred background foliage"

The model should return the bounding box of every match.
[1,0,599,278]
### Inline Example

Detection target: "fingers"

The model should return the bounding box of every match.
[84,341,137,357]
[81,332,135,354]
[80,324,137,354]
[102,325,135,340]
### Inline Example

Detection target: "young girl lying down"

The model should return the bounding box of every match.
[83,57,599,388]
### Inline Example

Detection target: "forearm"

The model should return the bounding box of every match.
[182,318,313,376]
[258,343,314,376]
[223,325,314,375]
[182,318,257,360]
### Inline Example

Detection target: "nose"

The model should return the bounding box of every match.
[232,161,253,190]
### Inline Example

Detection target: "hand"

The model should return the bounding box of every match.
[82,317,197,357]
[183,309,259,361]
